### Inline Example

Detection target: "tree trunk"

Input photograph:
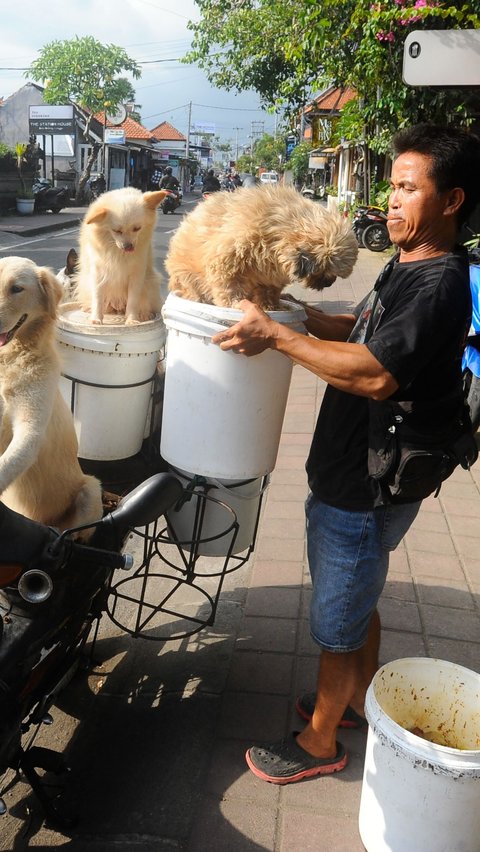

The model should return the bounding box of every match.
[75,143,101,204]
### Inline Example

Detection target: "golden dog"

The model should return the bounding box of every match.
[165,185,358,308]
[75,187,167,324]
[0,257,102,539]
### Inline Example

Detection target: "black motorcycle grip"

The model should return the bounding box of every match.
[68,541,128,571]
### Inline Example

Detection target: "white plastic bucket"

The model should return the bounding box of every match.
[160,294,306,479]
[56,304,166,460]
[359,657,480,852]
[166,467,269,556]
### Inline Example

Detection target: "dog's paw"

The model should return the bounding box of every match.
[125,317,142,326]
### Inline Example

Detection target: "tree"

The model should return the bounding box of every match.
[27,36,141,199]
[186,1,480,152]
[252,134,285,172]
[287,141,313,184]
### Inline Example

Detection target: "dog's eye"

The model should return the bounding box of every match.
[113,229,123,235]
[133,226,141,232]
[10,284,24,294]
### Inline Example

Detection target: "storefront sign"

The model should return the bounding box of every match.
[105,128,126,145]
[29,105,75,135]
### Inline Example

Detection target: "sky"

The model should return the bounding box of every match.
[0,0,279,155]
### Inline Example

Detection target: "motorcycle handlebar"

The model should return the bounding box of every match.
[68,540,131,571]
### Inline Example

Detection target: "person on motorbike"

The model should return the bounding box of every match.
[202,169,221,193]
[159,167,180,193]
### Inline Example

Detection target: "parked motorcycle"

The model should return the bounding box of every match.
[161,188,181,214]
[32,178,70,214]
[0,472,183,827]
[89,173,106,200]
[352,205,391,252]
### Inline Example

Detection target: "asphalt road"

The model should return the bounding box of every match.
[0,192,200,302]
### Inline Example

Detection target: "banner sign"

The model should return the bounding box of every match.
[285,135,296,161]
[29,105,75,135]
[193,122,216,135]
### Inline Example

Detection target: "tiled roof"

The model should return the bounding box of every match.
[93,111,155,140]
[150,121,186,142]
[306,87,357,114]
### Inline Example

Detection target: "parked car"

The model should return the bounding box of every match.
[259,172,279,185]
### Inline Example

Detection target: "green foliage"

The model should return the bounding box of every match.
[370,179,391,210]
[27,36,141,121]
[253,133,285,171]
[287,140,313,181]
[186,1,480,150]
[15,142,31,195]
[0,144,16,172]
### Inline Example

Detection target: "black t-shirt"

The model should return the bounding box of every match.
[159,175,179,191]
[306,250,471,509]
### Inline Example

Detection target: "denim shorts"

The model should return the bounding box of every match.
[305,494,421,653]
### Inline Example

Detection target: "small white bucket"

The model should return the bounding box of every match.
[359,657,480,852]
[166,467,269,556]
[160,294,306,479]
[56,304,166,460]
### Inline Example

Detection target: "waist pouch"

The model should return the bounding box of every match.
[367,399,478,504]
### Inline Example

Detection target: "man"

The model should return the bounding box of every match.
[159,166,180,192]
[212,124,480,784]
[202,169,221,193]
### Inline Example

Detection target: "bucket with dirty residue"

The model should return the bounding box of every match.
[359,657,480,852]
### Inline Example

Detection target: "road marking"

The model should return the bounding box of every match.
[0,227,79,252]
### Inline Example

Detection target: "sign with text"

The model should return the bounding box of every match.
[29,105,75,135]
[105,128,126,145]
[192,122,216,135]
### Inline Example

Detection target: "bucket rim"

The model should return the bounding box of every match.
[366,657,480,772]
[58,302,165,335]
[163,291,307,326]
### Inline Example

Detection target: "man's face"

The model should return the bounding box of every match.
[387,151,451,251]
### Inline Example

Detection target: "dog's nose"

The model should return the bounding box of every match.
[123,243,135,252]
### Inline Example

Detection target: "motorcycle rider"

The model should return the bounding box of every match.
[159,166,180,193]
[202,169,221,193]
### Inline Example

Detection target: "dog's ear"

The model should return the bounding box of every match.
[143,190,168,210]
[295,251,318,279]
[37,267,63,318]
[85,207,108,224]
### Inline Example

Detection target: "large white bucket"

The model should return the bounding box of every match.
[56,304,166,460]
[160,294,307,479]
[166,467,269,556]
[359,657,480,852]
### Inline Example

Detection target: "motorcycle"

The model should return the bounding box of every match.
[352,205,391,252]
[161,188,181,214]
[0,471,183,827]
[89,173,106,200]
[32,178,70,214]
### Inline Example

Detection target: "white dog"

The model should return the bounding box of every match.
[0,256,103,539]
[75,187,167,324]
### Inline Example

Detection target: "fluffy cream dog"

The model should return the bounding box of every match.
[0,257,102,539]
[165,185,358,309]
[75,187,167,324]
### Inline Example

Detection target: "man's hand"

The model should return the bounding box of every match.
[212,300,279,356]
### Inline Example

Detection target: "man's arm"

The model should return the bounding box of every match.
[212,300,398,401]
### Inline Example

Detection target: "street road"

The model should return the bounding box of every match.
[0,192,200,300]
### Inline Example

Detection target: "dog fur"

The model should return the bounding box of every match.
[165,185,359,309]
[75,187,167,324]
[0,256,103,539]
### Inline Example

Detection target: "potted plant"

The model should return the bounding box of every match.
[15,143,35,214]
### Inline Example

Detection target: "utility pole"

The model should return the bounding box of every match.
[233,126,241,162]
[185,101,192,191]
